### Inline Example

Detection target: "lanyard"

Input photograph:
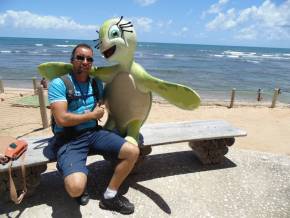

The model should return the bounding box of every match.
[73,76,91,106]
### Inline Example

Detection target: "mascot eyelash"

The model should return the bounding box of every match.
[94,16,133,49]
[93,37,100,49]
[117,16,134,36]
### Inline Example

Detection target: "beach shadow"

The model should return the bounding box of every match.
[0,151,236,217]
[0,170,82,218]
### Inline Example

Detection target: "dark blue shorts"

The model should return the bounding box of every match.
[54,129,126,178]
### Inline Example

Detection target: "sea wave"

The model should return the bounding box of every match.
[226,55,239,59]
[221,50,290,60]
[55,44,76,48]
[28,51,39,54]
[223,50,256,57]
[212,54,224,58]
[0,50,12,53]
[261,54,273,57]
[246,60,260,64]
[260,54,290,60]
[164,54,175,58]
[35,44,43,47]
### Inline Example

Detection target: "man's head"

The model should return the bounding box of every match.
[71,44,94,77]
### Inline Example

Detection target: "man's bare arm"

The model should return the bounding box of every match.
[51,101,105,127]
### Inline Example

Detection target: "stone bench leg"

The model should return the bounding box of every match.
[0,164,47,203]
[189,138,235,164]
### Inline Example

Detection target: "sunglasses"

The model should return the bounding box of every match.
[75,55,94,63]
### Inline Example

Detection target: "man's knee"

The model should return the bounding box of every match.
[119,142,140,161]
[64,172,87,197]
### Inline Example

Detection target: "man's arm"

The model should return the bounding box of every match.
[51,101,105,127]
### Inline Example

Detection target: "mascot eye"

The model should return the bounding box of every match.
[108,25,121,39]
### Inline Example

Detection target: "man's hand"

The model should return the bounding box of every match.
[51,101,105,127]
[90,104,105,121]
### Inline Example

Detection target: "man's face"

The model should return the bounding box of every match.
[71,47,94,76]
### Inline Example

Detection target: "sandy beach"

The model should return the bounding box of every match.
[0,88,289,156]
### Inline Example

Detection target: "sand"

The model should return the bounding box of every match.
[0,88,289,156]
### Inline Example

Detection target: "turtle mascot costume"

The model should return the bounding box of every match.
[38,16,200,149]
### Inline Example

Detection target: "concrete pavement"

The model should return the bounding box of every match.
[0,143,290,218]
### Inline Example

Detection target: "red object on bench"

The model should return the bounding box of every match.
[5,140,28,160]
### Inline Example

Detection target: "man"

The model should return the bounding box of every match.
[40,77,48,89]
[48,43,139,214]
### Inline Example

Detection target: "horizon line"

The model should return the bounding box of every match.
[0,36,289,50]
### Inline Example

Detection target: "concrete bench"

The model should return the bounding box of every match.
[0,120,246,201]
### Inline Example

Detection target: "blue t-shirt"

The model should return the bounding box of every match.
[48,74,103,133]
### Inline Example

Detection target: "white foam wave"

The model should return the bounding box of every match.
[55,44,76,48]
[221,50,290,61]
[62,50,70,53]
[223,50,257,57]
[213,54,224,58]
[262,54,274,57]
[224,50,244,56]
[164,54,175,58]
[35,43,43,47]
[246,60,260,64]
[260,54,290,60]
[226,55,239,59]
[0,50,11,53]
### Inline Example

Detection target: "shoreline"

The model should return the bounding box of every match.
[3,86,290,107]
[1,79,290,104]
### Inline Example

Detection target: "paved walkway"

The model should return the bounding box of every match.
[1,144,290,218]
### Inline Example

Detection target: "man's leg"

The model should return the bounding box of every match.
[64,172,87,197]
[55,134,90,205]
[108,142,139,190]
[100,141,139,214]
[89,130,139,214]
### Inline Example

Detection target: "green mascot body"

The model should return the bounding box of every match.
[38,16,200,145]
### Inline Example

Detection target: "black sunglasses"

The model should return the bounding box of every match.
[75,55,94,63]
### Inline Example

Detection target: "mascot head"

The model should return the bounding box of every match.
[95,16,137,65]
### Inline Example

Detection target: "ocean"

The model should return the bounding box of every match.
[0,37,290,103]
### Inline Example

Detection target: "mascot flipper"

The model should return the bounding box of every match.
[38,62,72,80]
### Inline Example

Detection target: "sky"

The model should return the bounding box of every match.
[0,0,290,48]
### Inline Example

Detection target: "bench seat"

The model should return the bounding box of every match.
[0,120,246,172]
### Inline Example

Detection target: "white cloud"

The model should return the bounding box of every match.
[135,0,157,7]
[130,17,153,32]
[0,10,97,31]
[202,0,229,19]
[208,0,229,14]
[206,8,237,30]
[205,0,290,40]
[235,26,257,40]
